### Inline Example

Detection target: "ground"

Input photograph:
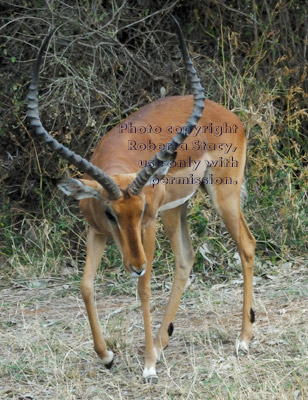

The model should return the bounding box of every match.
[0,258,307,400]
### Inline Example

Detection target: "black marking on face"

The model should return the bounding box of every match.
[250,308,255,323]
[168,322,174,337]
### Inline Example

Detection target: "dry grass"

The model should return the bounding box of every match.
[1,258,307,400]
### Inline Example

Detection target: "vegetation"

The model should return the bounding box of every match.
[0,1,307,398]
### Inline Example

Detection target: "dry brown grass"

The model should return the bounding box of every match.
[1,258,307,399]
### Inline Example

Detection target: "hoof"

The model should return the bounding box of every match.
[235,337,249,356]
[143,366,158,384]
[104,357,114,369]
[101,350,114,369]
[143,375,158,384]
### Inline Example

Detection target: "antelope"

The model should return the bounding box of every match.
[27,17,256,383]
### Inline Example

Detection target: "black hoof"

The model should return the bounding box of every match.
[144,375,158,384]
[104,357,114,370]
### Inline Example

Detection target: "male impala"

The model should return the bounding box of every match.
[27,18,256,383]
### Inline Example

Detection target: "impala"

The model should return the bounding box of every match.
[27,17,256,383]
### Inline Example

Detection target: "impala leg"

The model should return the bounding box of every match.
[139,221,158,383]
[214,189,256,354]
[81,228,114,367]
[154,201,195,357]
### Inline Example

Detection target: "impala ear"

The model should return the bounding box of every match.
[58,178,102,200]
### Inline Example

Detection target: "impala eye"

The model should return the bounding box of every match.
[105,209,116,222]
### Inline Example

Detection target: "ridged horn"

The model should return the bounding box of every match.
[27,29,122,200]
[128,16,206,196]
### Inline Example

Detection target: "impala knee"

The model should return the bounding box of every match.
[175,263,192,282]
[81,281,94,302]
[240,237,256,265]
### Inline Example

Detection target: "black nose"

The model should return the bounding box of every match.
[130,266,145,276]
[131,267,142,275]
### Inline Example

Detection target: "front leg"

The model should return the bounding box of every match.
[154,202,195,356]
[138,220,157,383]
[81,228,114,367]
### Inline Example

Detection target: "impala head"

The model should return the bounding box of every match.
[27,16,205,278]
[58,175,151,277]
[101,184,147,277]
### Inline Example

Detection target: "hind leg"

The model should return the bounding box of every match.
[208,182,256,353]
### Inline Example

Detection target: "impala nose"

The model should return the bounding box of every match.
[130,265,146,278]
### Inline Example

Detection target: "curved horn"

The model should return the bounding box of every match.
[128,16,206,196]
[27,29,122,200]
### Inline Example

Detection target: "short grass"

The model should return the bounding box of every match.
[0,252,307,399]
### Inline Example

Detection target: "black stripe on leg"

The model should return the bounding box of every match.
[167,322,174,337]
[250,308,256,323]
